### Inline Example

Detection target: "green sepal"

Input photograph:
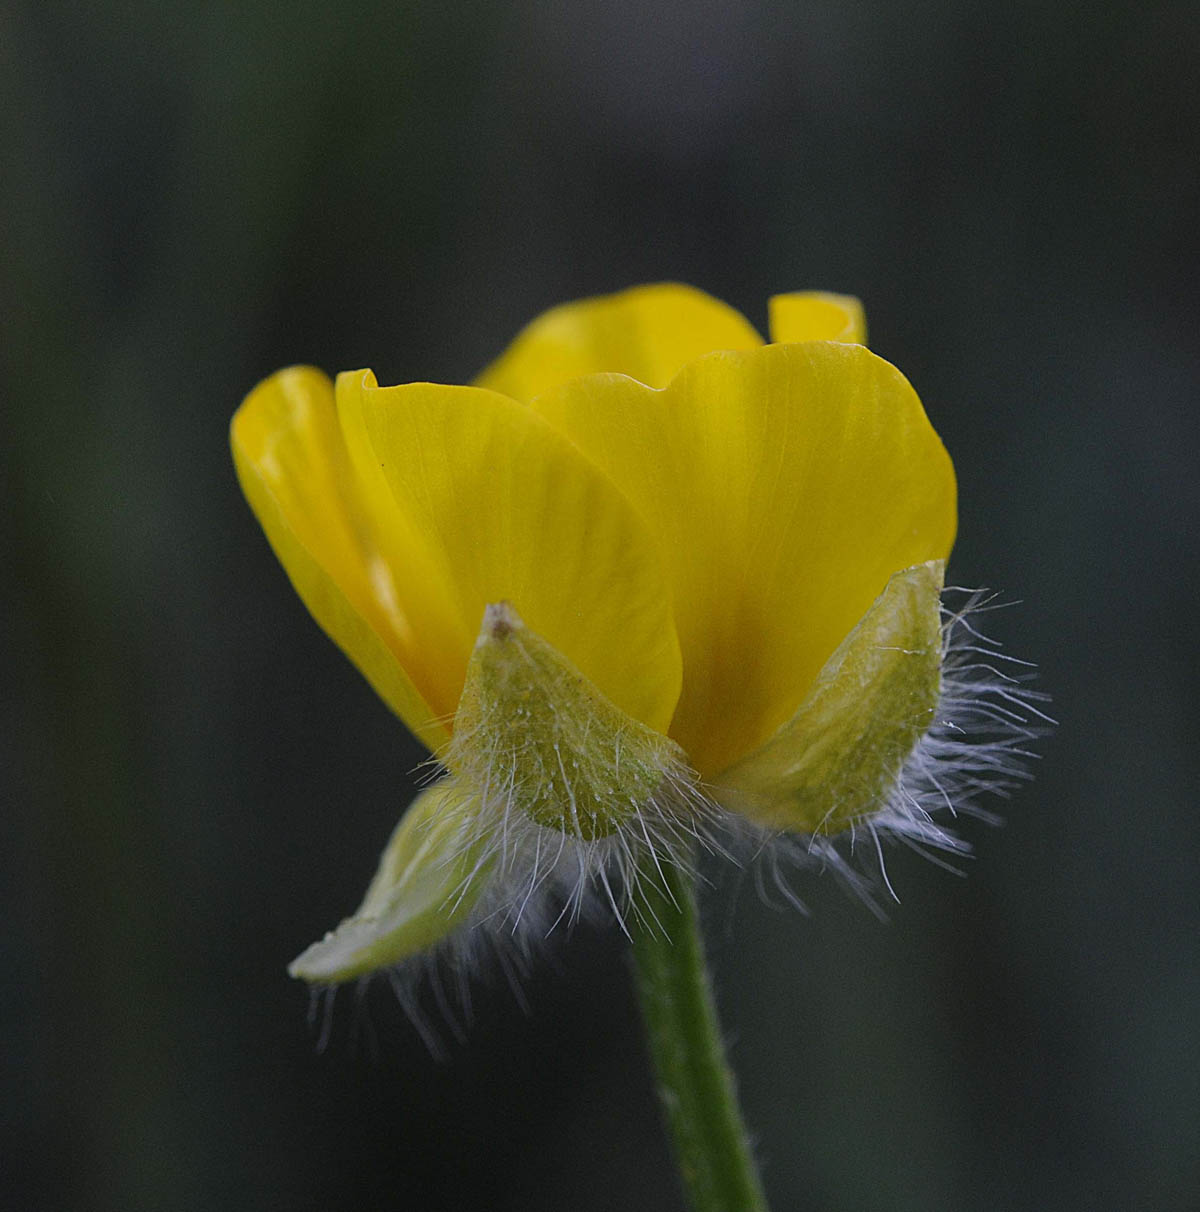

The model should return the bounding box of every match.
[288,780,490,984]
[447,601,691,841]
[715,561,944,834]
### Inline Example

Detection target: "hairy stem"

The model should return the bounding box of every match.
[629,860,770,1212]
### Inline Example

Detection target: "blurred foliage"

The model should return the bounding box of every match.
[3,1,1198,1209]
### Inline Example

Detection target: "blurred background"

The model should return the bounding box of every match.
[3,1,1198,1209]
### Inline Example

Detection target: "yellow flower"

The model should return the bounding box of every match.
[232,284,967,985]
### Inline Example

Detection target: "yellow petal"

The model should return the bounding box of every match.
[715,561,944,832]
[332,368,473,727]
[534,343,956,776]
[768,292,866,344]
[230,368,449,752]
[346,371,682,734]
[288,780,489,983]
[474,282,763,400]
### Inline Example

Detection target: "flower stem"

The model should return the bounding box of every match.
[629,860,770,1212]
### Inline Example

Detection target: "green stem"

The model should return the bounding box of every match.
[629,860,771,1212]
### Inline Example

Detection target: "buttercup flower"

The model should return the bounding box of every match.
[232,284,1035,988]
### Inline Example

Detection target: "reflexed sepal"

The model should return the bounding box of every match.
[446,602,698,842]
[715,561,944,834]
[288,780,490,984]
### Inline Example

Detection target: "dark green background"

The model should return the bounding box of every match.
[4,2,1197,1209]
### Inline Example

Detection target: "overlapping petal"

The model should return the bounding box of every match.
[533,342,957,776]
[474,282,762,400]
[231,367,451,752]
[343,371,683,734]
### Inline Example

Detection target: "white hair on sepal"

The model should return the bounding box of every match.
[312,586,1047,1048]
[411,599,734,944]
[302,776,727,1055]
[299,879,550,1061]
[745,585,1053,914]
[452,759,728,944]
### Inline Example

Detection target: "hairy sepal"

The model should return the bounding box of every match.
[716,561,945,834]
[443,602,718,932]
[288,780,491,985]
[735,579,1052,911]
